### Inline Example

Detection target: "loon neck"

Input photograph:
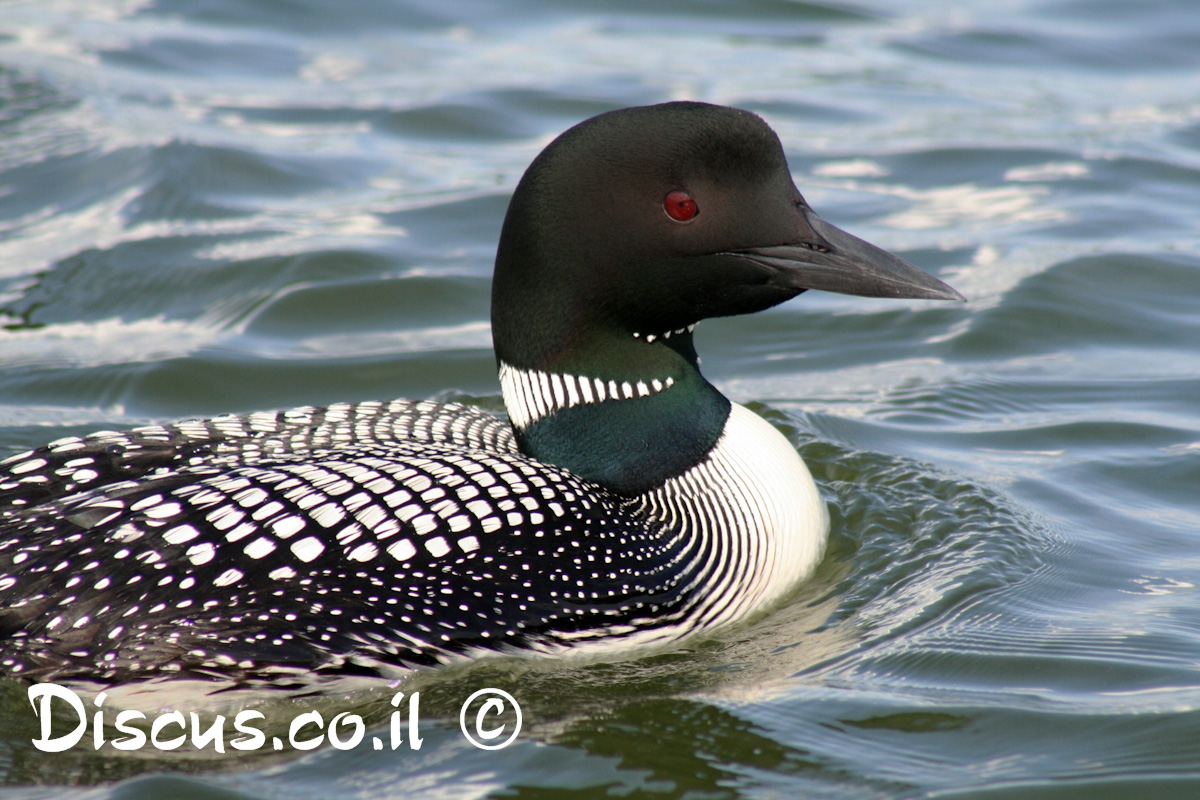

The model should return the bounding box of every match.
[498,330,730,496]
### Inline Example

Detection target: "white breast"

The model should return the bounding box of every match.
[643,401,830,631]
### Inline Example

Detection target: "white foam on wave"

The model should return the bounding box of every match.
[0,315,229,370]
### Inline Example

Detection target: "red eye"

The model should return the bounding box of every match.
[663,190,698,222]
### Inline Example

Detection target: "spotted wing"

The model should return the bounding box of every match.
[0,399,516,516]
[0,435,699,683]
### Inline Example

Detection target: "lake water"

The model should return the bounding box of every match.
[2,0,1199,797]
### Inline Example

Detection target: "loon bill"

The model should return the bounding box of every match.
[0,102,962,687]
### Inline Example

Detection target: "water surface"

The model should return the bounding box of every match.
[2,0,1200,797]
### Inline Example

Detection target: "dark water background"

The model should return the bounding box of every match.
[2,0,1200,797]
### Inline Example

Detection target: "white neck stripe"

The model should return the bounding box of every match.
[632,323,695,344]
[498,361,675,430]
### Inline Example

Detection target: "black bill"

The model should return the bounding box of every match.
[727,208,965,302]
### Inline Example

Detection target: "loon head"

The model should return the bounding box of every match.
[491,102,962,494]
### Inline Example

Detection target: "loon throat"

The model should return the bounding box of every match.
[498,361,677,431]
[0,101,961,690]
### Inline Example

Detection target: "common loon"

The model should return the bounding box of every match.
[0,102,961,687]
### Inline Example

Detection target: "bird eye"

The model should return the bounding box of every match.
[663,190,699,223]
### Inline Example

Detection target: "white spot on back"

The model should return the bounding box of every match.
[290,536,325,563]
[10,458,47,475]
[163,525,200,545]
[214,569,243,587]
[244,537,277,559]
[235,488,268,508]
[386,539,416,562]
[272,515,306,538]
[348,542,378,562]
[186,542,216,565]
[144,502,181,519]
